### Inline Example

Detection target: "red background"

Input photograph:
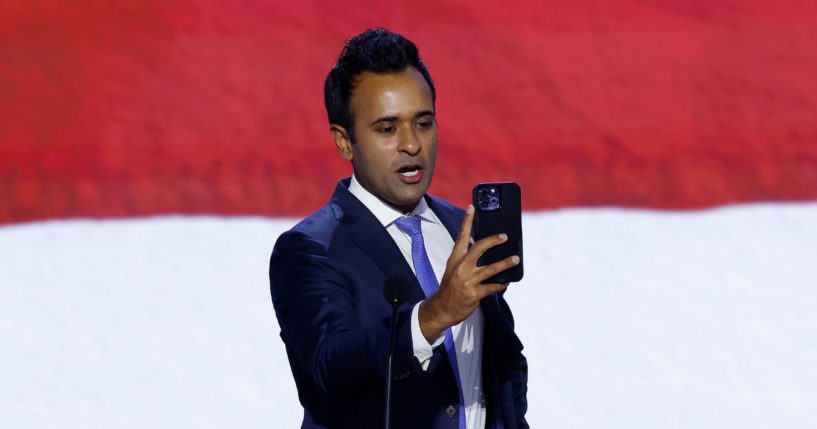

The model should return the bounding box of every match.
[2,0,816,224]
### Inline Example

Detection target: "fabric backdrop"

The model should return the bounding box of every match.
[2,0,816,223]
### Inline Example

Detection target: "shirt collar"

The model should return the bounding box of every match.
[348,174,439,228]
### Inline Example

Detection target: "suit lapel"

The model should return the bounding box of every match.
[424,194,463,242]
[330,179,415,279]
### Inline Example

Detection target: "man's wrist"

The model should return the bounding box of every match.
[417,299,447,343]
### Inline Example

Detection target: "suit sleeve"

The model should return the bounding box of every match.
[269,230,422,397]
[499,293,529,428]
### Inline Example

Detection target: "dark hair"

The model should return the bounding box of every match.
[324,28,436,143]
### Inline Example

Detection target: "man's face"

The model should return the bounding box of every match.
[332,67,438,213]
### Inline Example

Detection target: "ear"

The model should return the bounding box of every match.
[330,124,354,161]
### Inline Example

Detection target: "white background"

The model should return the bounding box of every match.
[2,204,816,428]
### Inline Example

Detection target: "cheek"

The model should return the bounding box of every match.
[353,144,393,177]
[425,138,439,164]
[365,139,396,162]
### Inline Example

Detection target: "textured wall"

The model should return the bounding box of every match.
[2,0,816,223]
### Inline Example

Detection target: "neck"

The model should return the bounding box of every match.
[375,193,418,215]
[351,174,422,215]
[395,202,418,215]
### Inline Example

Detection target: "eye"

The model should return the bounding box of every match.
[416,119,434,129]
[376,125,396,134]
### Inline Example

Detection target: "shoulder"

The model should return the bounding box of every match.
[272,203,340,258]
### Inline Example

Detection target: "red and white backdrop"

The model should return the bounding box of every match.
[2,1,816,427]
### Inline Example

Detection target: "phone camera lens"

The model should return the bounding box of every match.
[476,186,501,211]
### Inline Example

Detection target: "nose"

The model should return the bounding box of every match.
[397,125,421,156]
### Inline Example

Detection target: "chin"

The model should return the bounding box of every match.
[387,191,422,209]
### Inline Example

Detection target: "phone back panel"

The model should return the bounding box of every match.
[472,182,523,283]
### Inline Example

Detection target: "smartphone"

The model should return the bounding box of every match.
[472,182,523,284]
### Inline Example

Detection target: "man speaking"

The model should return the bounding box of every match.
[269,28,528,428]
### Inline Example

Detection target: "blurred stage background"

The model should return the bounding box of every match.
[2,0,816,427]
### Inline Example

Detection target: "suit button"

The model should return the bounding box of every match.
[445,405,457,417]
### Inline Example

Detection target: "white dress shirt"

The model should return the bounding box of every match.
[348,175,486,429]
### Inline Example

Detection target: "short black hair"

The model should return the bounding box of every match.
[324,28,436,143]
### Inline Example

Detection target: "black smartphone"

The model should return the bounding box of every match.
[472,182,523,284]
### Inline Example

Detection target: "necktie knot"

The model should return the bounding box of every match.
[394,215,423,239]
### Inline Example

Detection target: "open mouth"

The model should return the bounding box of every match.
[400,169,419,177]
[397,165,422,177]
[396,165,424,183]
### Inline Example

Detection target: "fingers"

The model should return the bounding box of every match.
[453,205,475,256]
[477,282,508,298]
[464,232,509,266]
[475,255,520,283]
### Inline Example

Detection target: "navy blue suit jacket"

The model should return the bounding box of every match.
[269,179,528,428]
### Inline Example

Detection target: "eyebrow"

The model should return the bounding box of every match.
[369,110,435,127]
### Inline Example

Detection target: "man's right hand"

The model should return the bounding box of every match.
[418,204,520,343]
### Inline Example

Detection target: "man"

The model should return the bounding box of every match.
[269,28,528,429]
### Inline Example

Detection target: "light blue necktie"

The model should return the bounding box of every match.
[394,215,467,429]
